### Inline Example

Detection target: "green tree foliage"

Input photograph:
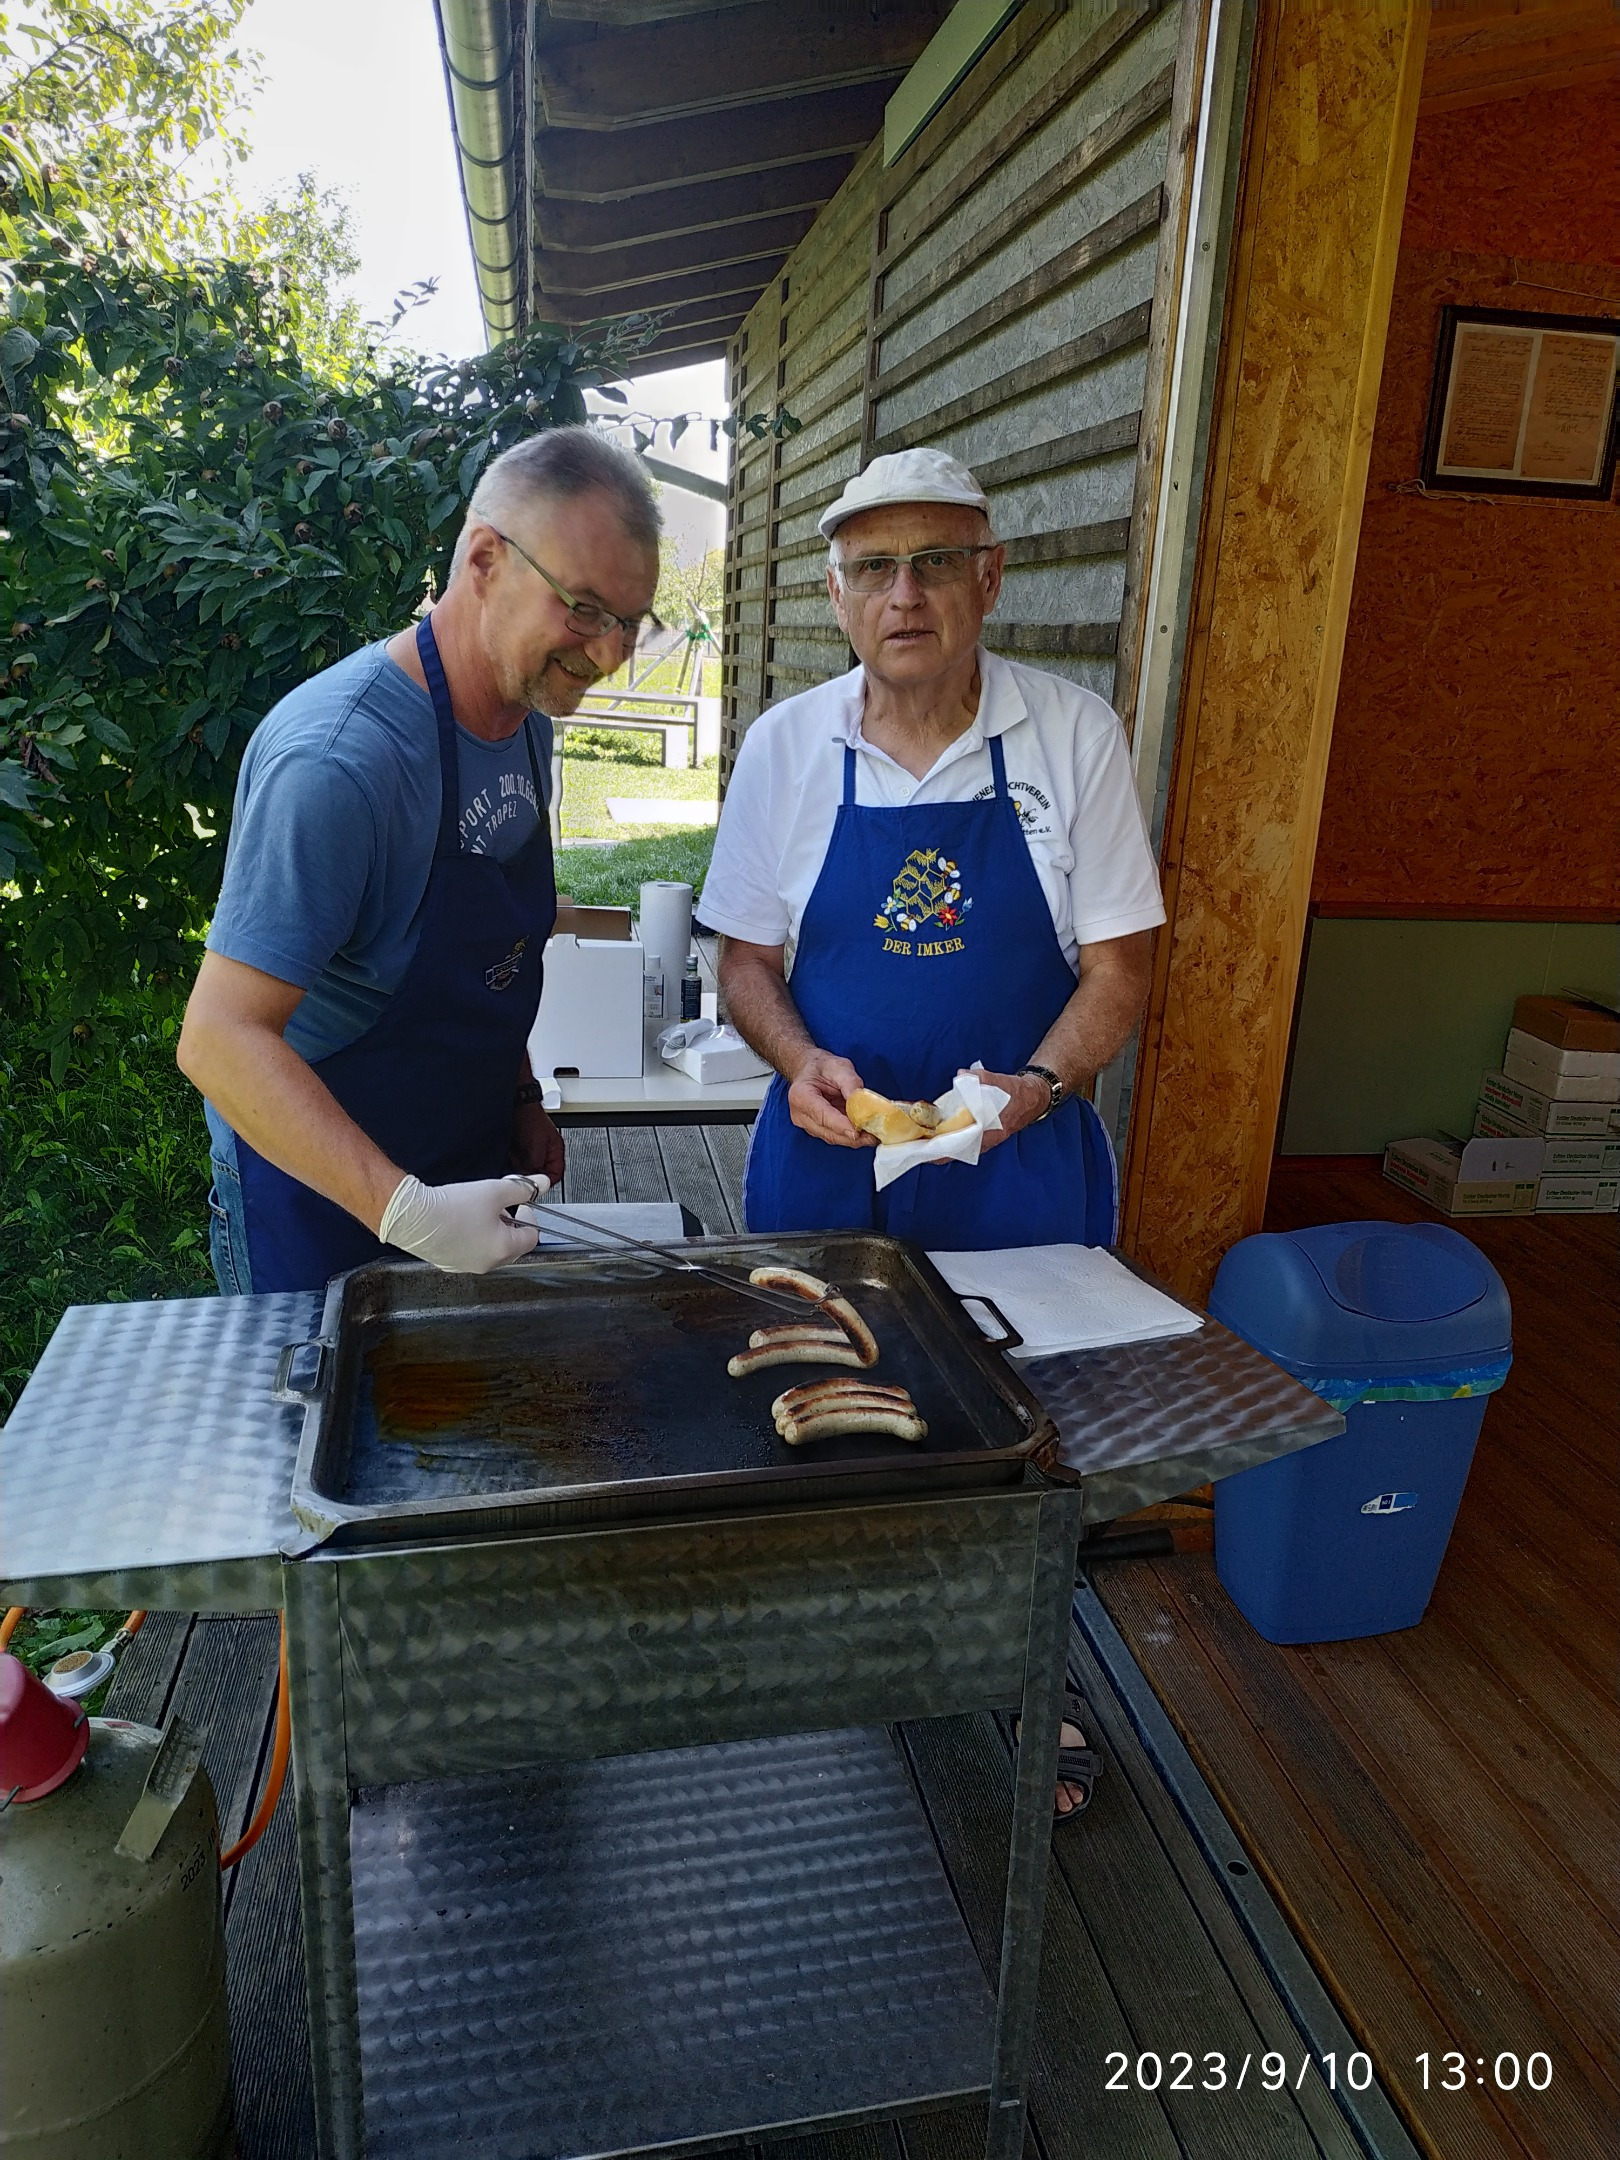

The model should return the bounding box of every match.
[1,2,798,1072]
[0,127,659,1062]
[654,539,723,636]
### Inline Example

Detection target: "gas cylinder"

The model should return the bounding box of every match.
[0,1655,233,2158]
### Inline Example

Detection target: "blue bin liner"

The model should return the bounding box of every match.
[1209,1221,1511,1644]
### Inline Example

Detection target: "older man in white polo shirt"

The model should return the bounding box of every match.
[701,447,1164,1254]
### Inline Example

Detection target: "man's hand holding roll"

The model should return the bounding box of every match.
[787,1048,874,1148]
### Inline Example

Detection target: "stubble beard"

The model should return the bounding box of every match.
[505,646,601,720]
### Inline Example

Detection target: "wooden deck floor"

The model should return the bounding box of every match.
[85,1124,1412,2160]
[1100,1157,1619,2160]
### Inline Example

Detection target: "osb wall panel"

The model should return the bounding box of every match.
[1311,86,1620,917]
[1403,82,1620,264]
[1122,0,1428,1301]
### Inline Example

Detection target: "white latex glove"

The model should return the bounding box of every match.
[378,1173,548,1274]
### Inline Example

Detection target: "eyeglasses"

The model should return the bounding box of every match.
[489,526,662,643]
[833,544,997,594]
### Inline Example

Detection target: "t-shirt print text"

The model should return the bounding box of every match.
[972,776,1052,835]
[461,769,539,854]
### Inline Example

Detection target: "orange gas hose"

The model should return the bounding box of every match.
[220,1614,290,1870]
[0,1607,24,1651]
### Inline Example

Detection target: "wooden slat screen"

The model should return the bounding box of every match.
[722,0,1197,779]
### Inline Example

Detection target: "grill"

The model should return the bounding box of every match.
[285,1233,1056,1548]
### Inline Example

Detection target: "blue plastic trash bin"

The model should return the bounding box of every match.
[1209,1220,1511,1644]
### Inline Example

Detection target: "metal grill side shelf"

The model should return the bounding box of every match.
[0,1261,1339,1610]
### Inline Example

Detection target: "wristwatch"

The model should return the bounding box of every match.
[514,1079,549,1107]
[1018,1063,1066,1121]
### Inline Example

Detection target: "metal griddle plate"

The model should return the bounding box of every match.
[289,1234,1055,1548]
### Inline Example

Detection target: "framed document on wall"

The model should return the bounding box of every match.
[1421,306,1620,501]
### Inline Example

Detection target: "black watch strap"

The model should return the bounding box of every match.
[1018,1063,1065,1121]
[514,1079,548,1106]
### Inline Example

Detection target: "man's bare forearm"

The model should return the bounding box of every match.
[178,959,404,1231]
[1028,932,1154,1093]
[718,939,817,1079]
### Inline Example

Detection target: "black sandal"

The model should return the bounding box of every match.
[1015,1689,1104,1822]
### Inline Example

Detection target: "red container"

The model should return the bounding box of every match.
[0,1652,89,1801]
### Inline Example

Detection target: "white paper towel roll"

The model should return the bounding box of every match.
[638,880,693,1018]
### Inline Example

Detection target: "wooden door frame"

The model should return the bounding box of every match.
[1120,0,1430,1299]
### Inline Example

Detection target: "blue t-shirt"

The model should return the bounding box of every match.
[204,642,552,1162]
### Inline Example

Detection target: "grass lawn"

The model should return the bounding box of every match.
[0,747,720,1422]
[559,748,718,842]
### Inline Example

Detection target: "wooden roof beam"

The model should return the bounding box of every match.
[532,211,818,297]
[533,253,789,319]
[533,156,856,252]
[533,81,894,198]
[533,0,949,128]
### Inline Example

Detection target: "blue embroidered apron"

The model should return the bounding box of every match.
[743,732,1117,1250]
[230,616,557,1293]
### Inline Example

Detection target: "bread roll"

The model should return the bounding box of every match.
[845,1088,932,1144]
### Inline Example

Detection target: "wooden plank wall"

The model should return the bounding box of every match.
[721,0,1201,779]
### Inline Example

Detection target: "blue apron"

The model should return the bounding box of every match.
[230,616,557,1293]
[743,731,1117,1250]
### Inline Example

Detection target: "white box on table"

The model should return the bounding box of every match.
[528,928,645,1078]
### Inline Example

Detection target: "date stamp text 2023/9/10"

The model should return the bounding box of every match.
[1101,2049,1554,2097]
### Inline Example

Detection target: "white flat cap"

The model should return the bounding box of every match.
[818,447,991,540]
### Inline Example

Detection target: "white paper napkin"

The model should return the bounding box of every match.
[872,1070,1011,1191]
[928,1244,1204,1357]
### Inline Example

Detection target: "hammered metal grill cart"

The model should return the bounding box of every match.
[1,1229,1341,2160]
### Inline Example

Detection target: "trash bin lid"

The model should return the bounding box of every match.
[1209,1220,1510,1376]
[1294,1221,1491,1321]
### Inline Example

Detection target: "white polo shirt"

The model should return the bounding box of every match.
[698,651,1165,969]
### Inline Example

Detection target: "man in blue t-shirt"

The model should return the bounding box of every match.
[177,428,661,1295]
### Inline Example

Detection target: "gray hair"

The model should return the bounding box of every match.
[451,425,661,576]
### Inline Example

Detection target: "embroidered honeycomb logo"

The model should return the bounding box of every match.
[874,849,973,936]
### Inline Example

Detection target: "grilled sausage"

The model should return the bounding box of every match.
[771,1384,916,1431]
[780,1408,928,1446]
[747,1266,879,1367]
[727,1340,868,1378]
[771,1378,913,1419]
[747,1322,852,1351]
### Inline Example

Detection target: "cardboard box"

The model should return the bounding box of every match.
[1502,1028,1620,1102]
[528,929,645,1078]
[1512,994,1620,1055]
[1479,1069,1614,1136]
[1536,1174,1620,1214]
[1383,1137,1537,1217]
[1473,1102,1620,1175]
[554,899,633,942]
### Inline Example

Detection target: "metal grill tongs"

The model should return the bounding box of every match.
[517,1194,845,1323]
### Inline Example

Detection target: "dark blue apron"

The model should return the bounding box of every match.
[743,731,1117,1250]
[230,616,557,1293]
